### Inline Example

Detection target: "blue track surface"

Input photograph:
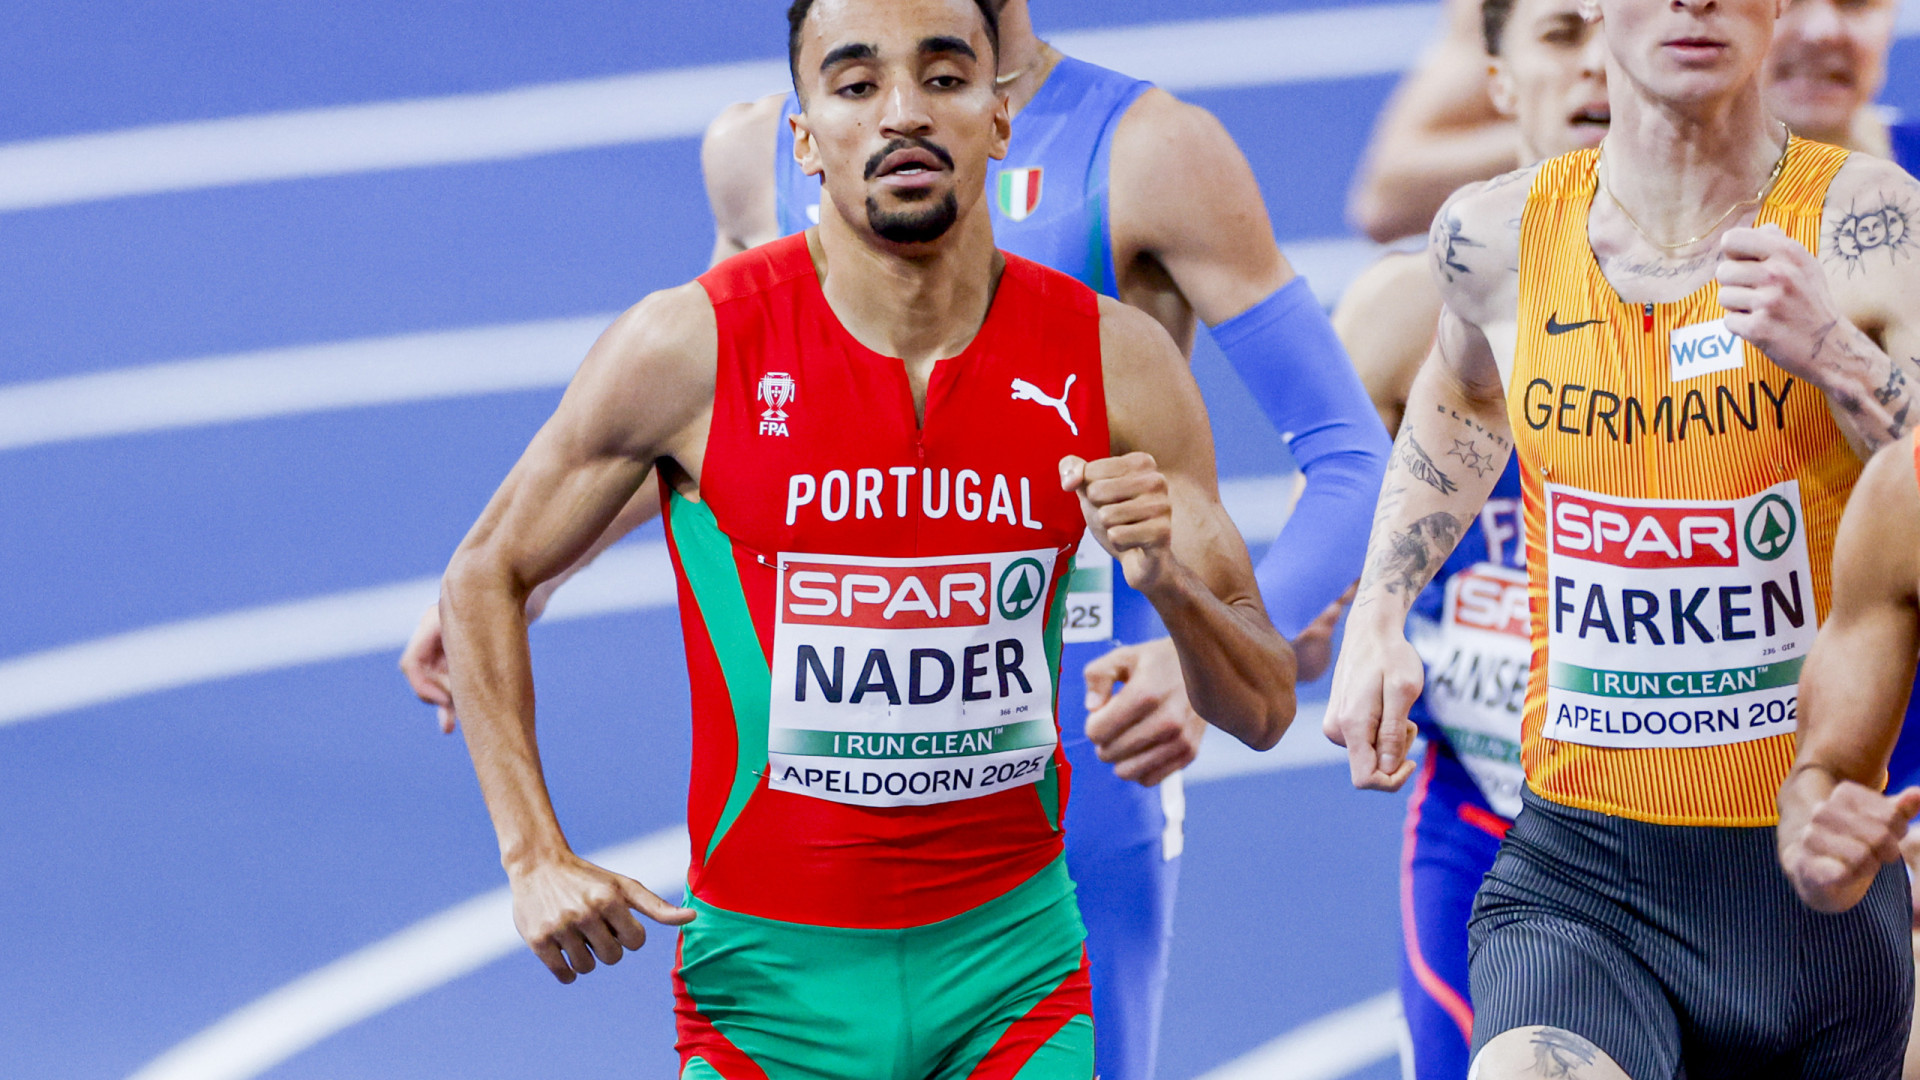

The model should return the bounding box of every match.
[6,3,1916,1078]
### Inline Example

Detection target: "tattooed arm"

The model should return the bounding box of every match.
[1718,156,1920,457]
[1323,176,1522,792]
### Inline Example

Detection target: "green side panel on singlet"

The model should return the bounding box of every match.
[668,492,771,860]
[1034,581,1070,832]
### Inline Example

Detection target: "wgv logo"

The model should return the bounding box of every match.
[1669,318,1745,383]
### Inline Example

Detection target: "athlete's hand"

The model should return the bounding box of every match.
[1292,582,1357,683]
[1716,224,1843,381]
[1322,623,1423,792]
[400,602,458,734]
[1781,780,1920,914]
[1061,453,1175,591]
[509,851,696,984]
[1084,637,1204,787]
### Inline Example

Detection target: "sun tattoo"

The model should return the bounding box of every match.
[1827,194,1915,276]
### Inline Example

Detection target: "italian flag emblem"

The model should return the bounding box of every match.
[997,167,1043,222]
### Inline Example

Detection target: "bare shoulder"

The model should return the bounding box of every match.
[1818,152,1920,287]
[1428,165,1535,324]
[1333,252,1443,412]
[1109,89,1265,233]
[701,93,787,250]
[567,282,718,457]
[1096,294,1210,458]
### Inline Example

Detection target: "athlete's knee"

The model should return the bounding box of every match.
[1469,1027,1630,1080]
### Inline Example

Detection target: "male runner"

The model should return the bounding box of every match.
[1348,0,1902,241]
[405,5,1387,1077]
[1326,0,1920,1069]
[1777,433,1920,1073]
[1331,0,1605,1072]
[435,1,1296,1077]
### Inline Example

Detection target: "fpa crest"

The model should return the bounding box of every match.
[758,371,796,437]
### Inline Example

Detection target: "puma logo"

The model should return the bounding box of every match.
[1011,375,1078,436]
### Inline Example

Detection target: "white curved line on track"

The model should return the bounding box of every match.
[122,720,1345,1080]
[0,237,1374,454]
[124,825,693,1080]
[0,477,1295,729]
[0,5,1444,214]
[1193,991,1403,1080]
[0,315,607,453]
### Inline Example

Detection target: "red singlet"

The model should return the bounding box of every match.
[666,234,1110,929]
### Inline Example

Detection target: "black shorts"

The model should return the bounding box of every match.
[1469,787,1913,1080]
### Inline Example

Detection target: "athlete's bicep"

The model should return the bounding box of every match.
[1100,300,1265,610]
[453,286,717,591]
[1108,91,1294,325]
[1800,441,1920,781]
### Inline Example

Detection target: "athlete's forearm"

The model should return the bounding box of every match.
[525,473,661,621]
[1212,278,1392,638]
[1809,324,1920,457]
[442,551,573,874]
[1141,561,1296,750]
[1349,352,1510,630]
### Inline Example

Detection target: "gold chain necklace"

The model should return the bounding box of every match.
[1597,125,1792,252]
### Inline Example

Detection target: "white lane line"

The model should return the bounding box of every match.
[1194,992,1403,1080]
[0,6,1441,213]
[0,541,674,729]
[124,825,692,1080]
[0,316,606,452]
[0,238,1377,454]
[0,477,1286,728]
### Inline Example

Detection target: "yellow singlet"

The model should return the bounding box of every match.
[1509,137,1855,826]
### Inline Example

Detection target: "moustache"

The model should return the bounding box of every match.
[864,138,956,179]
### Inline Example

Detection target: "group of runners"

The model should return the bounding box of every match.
[398,0,1920,1076]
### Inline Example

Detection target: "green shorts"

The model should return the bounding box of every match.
[673,856,1093,1080]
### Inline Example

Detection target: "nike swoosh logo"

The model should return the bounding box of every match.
[1545,314,1605,335]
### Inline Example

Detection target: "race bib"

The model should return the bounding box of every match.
[1413,563,1529,818]
[768,549,1061,807]
[1541,480,1814,750]
[1063,528,1113,644]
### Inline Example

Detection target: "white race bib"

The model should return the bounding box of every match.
[768,549,1061,807]
[1541,480,1814,749]
[1413,563,1529,818]
[1063,528,1114,644]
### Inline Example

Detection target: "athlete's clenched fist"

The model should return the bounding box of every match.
[1060,452,1174,590]
[509,852,695,984]
[1716,224,1846,380]
[1780,781,1920,914]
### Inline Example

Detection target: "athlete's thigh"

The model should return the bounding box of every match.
[1401,769,1502,1079]
[1795,861,1913,1080]
[675,906,901,1079]
[1058,679,1176,1080]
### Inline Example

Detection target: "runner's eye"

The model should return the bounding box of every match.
[837,80,877,99]
[927,75,965,90]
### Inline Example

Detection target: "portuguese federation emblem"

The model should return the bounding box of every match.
[997,167,1043,223]
[757,371,796,437]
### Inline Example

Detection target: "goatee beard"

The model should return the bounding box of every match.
[866,191,959,244]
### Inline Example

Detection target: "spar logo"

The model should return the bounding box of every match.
[1744,494,1797,561]
[1450,565,1530,639]
[997,558,1046,621]
[1550,491,1737,570]
[784,561,991,629]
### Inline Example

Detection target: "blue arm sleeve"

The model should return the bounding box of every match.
[1210,276,1391,639]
